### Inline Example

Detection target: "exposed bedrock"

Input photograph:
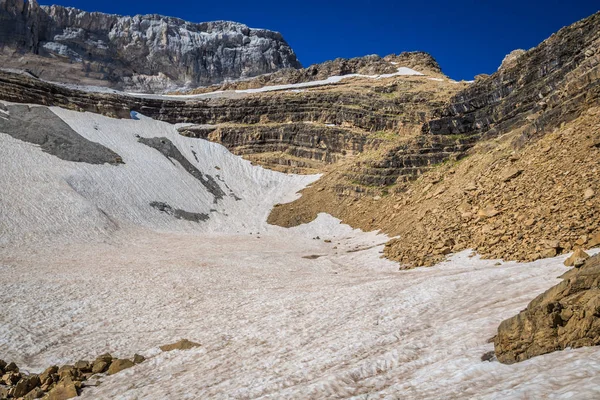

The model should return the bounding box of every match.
[0,103,122,164]
[495,254,600,364]
[0,71,439,131]
[344,134,480,187]
[178,123,387,167]
[425,11,600,141]
[179,51,443,94]
[0,0,301,92]
[137,136,226,202]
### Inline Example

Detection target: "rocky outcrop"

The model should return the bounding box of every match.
[0,0,301,92]
[494,254,600,364]
[179,51,443,94]
[178,122,387,169]
[425,11,600,141]
[345,133,479,187]
[0,103,123,164]
[0,69,436,131]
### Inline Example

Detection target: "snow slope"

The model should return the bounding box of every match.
[1,104,600,399]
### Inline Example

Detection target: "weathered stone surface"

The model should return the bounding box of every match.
[73,360,90,373]
[12,375,40,397]
[43,376,79,400]
[39,366,58,385]
[0,104,123,164]
[106,359,134,375]
[132,354,146,364]
[495,254,600,364]
[91,361,109,374]
[181,52,442,94]
[0,0,301,92]
[159,339,201,352]
[24,387,44,399]
[564,248,590,267]
[425,11,600,143]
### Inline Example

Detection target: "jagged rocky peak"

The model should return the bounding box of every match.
[498,49,526,70]
[0,0,301,92]
[301,51,442,78]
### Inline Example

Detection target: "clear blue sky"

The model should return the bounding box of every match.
[40,0,599,80]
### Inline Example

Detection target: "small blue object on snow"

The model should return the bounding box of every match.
[130,111,140,120]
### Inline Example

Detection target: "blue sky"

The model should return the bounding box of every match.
[40,0,599,80]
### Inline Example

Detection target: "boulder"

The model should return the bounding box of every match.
[57,366,80,381]
[106,359,135,375]
[564,248,590,267]
[24,387,44,399]
[495,254,600,363]
[73,360,91,372]
[43,377,80,400]
[12,375,40,397]
[159,339,202,352]
[5,362,19,372]
[39,366,58,385]
[132,354,146,364]
[588,233,600,248]
[2,371,21,385]
[91,361,109,374]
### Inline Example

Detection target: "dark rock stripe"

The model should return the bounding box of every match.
[137,136,226,202]
[0,104,123,164]
[150,201,209,223]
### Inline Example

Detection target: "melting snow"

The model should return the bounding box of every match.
[1,104,599,399]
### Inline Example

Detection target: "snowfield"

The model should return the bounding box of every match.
[1,104,600,399]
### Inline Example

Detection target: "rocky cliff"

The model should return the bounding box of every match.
[495,253,600,364]
[0,0,301,92]
[178,52,443,94]
[268,11,600,269]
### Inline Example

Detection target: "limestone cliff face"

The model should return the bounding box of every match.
[0,0,301,92]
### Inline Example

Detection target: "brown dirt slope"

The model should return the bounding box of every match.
[269,106,600,268]
[269,11,600,267]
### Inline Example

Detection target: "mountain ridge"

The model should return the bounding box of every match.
[0,0,301,92]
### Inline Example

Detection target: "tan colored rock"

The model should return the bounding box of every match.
[3,371,21,385]
[541,248,557,258]
[495,254,600,364]
[501,168,523,182]
[39,366,58,385]
[584,188,595,200]
[57,366,79,381]
[91,360,109,374]
[13,375,41,398]
[159,339,202,352]
[478,206,500,218]
[106,359,135,375]
[24,387,45,399]
[95,353,113,364]
[132,354,146,364]
[73,360,91,372]
[589,233,600,248]
[564,248,590,267]
[575,235,588,246]
[43,376,79,400]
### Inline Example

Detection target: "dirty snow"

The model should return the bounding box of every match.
[1,104,600,399]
